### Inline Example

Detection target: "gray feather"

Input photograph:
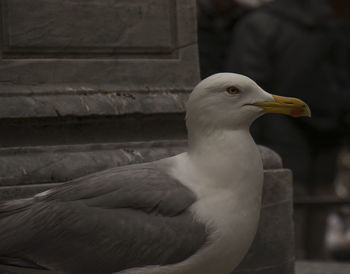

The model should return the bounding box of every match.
[0,160,208,274]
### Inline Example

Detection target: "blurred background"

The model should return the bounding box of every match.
[197,0,350,262]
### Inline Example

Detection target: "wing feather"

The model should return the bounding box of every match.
[0,160,208,274]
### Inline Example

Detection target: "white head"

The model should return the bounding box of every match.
[186,73,310,143]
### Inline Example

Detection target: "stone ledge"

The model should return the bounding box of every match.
[0,88,191,119]
[0,141,283,190]
[233,169,294,274]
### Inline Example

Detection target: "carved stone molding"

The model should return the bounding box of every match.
[0,0,199,119]
[2,0,178,59]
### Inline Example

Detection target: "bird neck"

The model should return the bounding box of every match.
[187,128,262,186]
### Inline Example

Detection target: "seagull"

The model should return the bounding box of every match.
[0,73,310,274]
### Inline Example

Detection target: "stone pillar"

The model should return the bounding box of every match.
[232,147,295,274]
[0,0,198,199]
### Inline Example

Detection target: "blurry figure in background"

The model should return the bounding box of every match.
[197,0,272,78]
[325,208,350,261]
[335,148,350,199]
[327,148,350,261]
[226,0,350,260]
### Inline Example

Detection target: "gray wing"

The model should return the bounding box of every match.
[0,160,208,274]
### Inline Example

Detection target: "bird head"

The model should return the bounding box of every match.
[186,73,311,133]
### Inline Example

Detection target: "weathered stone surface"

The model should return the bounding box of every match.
[232,169,294,274]
[5,0,175,51]
[0,88,190,119]
[0,115,188,148]
[0,0,199,119]
[1,0,197,73]
[258,145,282,169]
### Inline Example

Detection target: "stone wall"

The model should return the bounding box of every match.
[0,0,198,196]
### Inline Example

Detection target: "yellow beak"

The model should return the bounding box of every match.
[252,95,311,118]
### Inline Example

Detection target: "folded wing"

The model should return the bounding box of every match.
[0,161,208,274]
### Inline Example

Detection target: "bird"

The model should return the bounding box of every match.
[0,73,310,274]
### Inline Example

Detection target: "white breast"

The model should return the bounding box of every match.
[118,133,264,274]
[165,151,263,274]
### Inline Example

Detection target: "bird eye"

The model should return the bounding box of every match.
[226,86,240,95]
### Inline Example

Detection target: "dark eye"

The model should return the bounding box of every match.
[226,86,240,95]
